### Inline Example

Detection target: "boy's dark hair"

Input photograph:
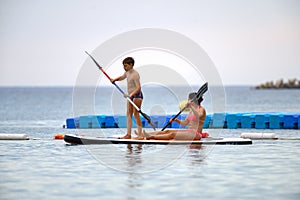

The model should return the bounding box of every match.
[123,57,135,66]
[188,92,203,105]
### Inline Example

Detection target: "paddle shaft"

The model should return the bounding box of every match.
[161,109,185,131]
[85,51,156,130]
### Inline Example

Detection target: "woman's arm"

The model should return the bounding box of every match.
[172,118,189,126]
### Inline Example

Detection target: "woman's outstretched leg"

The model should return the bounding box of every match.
[143,130,176,140]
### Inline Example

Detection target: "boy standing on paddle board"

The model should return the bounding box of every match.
[110,57,144,139]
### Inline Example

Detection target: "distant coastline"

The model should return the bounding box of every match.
[255,78,300,89]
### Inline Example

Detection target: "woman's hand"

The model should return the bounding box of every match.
[185,100,193,108]
[170,118,180,124]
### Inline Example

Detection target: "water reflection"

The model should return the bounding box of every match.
[123,144,145,199]
[126,171,143,189]
[125,144,143,169]
[186,145,210,166]
[188,144,203,150]
[127,144,143,153]
[87,141,211,175]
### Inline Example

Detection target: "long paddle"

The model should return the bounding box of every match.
[161,82,208,131]
[85,51,156,130]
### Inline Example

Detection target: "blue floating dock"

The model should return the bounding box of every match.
[255,113,270,129]
[226,113,242,129]
[76,115,118,129]
[241,114,255,129]
[269,113,284,129]
[203,114,211,128]
[66,117,79,129]
[282,113,299,129]
[209,113,226,128]
[65,112,300,130]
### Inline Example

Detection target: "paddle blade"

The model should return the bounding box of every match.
[140,111,156,130]
[85,51,112,80]
[85,51,102,69]
[195,82,208,101]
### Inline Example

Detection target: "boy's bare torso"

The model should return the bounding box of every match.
[125,69,140,94]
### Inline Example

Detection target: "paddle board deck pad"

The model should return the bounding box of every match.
[64,134,252,145]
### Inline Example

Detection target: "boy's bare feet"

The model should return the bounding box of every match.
[132,137,145,140]
[119,134,131,139]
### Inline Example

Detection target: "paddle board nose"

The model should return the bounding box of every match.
[54,134,65,140]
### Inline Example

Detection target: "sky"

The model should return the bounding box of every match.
[0,0,299,86]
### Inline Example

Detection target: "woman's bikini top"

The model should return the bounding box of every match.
[187,105,205,123]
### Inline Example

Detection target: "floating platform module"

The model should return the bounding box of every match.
[66,112,300,129]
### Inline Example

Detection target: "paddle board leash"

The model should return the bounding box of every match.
[161,82,208,131]
[85,51,156,130]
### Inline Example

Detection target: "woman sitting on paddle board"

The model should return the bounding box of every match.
[143,93,206,140]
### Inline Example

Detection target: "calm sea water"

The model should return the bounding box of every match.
[0,86,299,200]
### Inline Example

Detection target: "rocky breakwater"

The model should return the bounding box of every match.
[255,78,300,89]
